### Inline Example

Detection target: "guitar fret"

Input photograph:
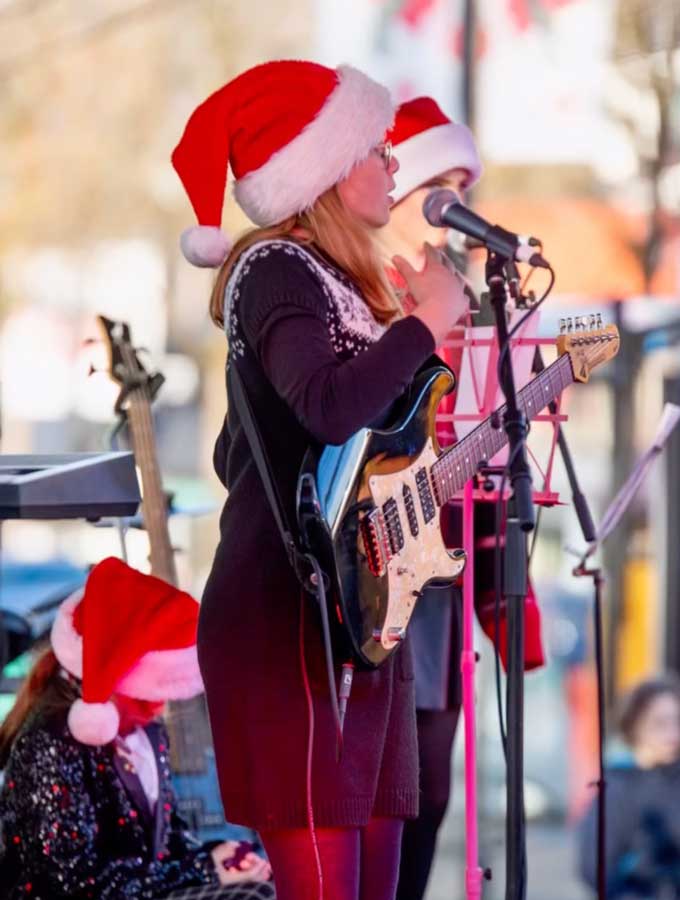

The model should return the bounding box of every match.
[484,422,496,460]
[432,354,575,505]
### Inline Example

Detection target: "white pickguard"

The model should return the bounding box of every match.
[366,438,466,651]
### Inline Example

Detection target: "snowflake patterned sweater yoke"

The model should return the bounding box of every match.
[199,239,435,831]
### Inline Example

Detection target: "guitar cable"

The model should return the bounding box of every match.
[299,590,324,900]
[490,264,555,899]
[492,265,555,756]
[297,553,354,900]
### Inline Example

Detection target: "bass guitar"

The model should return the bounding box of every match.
[298,317,619,668]
[99,316,235,842]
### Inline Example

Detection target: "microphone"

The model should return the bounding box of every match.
[423,189,549,269]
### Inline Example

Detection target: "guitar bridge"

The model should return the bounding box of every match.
[360,508,390,577]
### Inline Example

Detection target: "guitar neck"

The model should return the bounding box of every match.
[126,394,177,586]
[431,352,574,505]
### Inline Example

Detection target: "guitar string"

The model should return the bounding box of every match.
[119,345,193,745]
[122,347,176,586]
[430,353,573,506]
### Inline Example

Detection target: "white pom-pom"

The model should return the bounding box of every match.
[67,698,120,746]
[180,225,232,268]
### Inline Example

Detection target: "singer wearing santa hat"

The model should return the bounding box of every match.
[378,97,545,900]
[0,557,273,899]
[171,61,469,900]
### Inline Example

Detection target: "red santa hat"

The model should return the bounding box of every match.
[51,557,203,746]
[387,96,482,203]
[171,59,394,268]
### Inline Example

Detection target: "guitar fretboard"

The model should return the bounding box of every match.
[126,392,177,587]
[431,353,574,504]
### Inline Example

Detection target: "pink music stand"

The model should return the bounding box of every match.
[436,321,564,899]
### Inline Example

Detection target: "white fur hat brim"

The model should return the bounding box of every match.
[51,588,204,703]
[391,121,482,203]
[234,65,394,227]
[51,588,84,677]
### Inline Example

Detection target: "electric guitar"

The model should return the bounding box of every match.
[99,316,232,841]
[298,317,620,669]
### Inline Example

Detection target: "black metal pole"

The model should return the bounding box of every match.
[461,0,475,129]
[534,346,607,897]
[505,499,528,900]
[485,251,533,900]
[573,560,608,900]
[593,569,607,900]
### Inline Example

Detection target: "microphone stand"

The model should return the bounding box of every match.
[572,402,680,900]
[531,347,605,898]
[485,251,534,900]
[532,347,596,545]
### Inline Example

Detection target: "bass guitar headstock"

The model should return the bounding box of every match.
[97,315,165,414]
[556,314,620,383]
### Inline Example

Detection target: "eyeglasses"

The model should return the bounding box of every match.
[375,140,392,170]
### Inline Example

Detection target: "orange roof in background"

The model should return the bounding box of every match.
[472,197,680,300]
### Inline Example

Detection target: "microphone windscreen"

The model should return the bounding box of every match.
[422,188,459,227]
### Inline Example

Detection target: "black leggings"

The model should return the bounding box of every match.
[396,707,461,900]
[261,817,404,900]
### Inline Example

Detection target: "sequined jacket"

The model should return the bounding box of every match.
[0,713,217,900]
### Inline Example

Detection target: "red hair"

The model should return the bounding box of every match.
[0,645,77,766]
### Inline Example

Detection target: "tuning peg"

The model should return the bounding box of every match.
[559,318,566,334]
[596,313,603,329]
[567,317,573,333]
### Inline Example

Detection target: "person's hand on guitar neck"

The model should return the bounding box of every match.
[393,241,469,346]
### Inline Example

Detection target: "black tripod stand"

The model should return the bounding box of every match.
[484,251,535,900]
[572,401,680,900]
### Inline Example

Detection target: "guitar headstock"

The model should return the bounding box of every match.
[97,315,164,413]
[556,314,620,383]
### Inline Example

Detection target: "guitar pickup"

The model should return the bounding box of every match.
[415,467,436,523]
[383,497,405,554]
[360,508,390,577]
[402,483,419,536]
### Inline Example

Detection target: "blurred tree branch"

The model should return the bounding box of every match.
[0,0,311,249]
[603,0,679,706]
[612,0,679,285]
[0,0,188,75]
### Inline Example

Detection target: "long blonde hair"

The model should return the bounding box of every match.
[209,186,399,328]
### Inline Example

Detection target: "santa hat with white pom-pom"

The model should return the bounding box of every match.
[387,96,482,204]
[51,557,203,746]
[171,59,394,268]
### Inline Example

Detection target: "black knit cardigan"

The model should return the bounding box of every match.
[199,240,437,832]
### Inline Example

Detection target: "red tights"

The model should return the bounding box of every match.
[261,817,404,900]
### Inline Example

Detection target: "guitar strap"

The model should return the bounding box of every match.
[231,364,348,745]
[230,365,312,589]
